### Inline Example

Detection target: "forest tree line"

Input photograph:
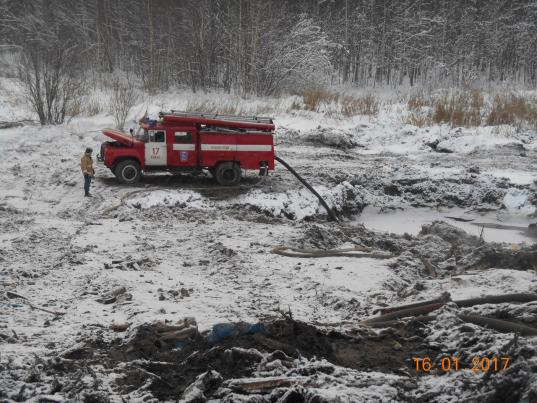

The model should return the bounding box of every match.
[1,0,537,96]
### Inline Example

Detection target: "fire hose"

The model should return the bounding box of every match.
[275,156,339,222]
[271,246,392,259]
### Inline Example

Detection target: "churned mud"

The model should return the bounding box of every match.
[2,118,537,401]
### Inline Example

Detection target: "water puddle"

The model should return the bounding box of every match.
[356,206,537,244]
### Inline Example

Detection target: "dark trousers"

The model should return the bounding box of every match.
[84,174,92,195]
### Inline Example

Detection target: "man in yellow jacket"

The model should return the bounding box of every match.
[80,147,95,197]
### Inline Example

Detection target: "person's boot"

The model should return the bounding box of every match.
[85,192,92,197]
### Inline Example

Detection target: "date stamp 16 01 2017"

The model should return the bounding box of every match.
[413,356,511,374]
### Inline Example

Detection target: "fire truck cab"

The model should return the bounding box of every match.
[98,111,275,186]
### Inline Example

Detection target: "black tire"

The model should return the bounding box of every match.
[214,162,241,186]
[114,159,141,184]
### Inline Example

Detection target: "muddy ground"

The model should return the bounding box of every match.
[2,121,537,402]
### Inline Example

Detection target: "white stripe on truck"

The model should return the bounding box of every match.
[200,144,272,152]
[236,144,272,151]
[172,144,196,151]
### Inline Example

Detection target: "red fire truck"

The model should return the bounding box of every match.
[98,111,275,185]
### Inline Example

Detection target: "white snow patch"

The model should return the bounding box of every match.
[503,188,536,214]
[127,189,208,209]
[438,269,537,300]
[436,133,520,154]
[487,169,535,185]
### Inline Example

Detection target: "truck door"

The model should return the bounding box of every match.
[167,128,197,167]
[145,129,167,166]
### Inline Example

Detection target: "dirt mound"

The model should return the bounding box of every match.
[419,221,537,271]
[301,127,358,150]
[292,224,348,249]
[277,127,358,150]
[419,220,483,246]
[119,318,426,401]
[0,318,426,402]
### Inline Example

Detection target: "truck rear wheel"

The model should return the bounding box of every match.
[114,159,141,184]
[215,162,241,186]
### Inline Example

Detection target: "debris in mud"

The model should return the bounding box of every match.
[292,224,348,249]
[96,286,131,304]
[5,297,537,402]
[271,245,392,259]
[210,241,237,258]
[0,317,428,401]
[418,220,537,272]
[103,256,155,271]
[0,120,34,129]
[362,293,537,336]
[181,369,223,402]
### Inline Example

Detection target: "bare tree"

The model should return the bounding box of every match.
[2,0,537,91]
[109,74,138,131]
[18,43,83,125]
[261,16,333,95]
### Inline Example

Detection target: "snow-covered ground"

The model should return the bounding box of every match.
[2,78,537,402]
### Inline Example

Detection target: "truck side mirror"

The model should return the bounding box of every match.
[130,128,134,135]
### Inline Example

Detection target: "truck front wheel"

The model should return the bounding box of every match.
[114,160,141,184]
[215,162,241,186]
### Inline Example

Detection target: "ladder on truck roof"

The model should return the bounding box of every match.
[165,110,273,125]
[159,110,275,131]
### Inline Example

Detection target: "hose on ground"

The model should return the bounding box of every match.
[271,246,392,259]
[371,292,537,318]
[275,155,339,222]
[363,314,537,336]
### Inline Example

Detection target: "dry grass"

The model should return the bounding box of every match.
[67,100,82,118]
[486,94,537,127]
[255,103,275,115]
[341,95,379,117]
[184,98,284,116]
[185,100,217,113]
[302,89,338,111]
[432,89,484,127]
[404,88,485,127]
[403,89,537,128]
[293,89,380,118]
[185,100,243,115]
[405,110,430,127]
[404,92,433,126]
[407,92,431,111]
[85,97,103,116]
